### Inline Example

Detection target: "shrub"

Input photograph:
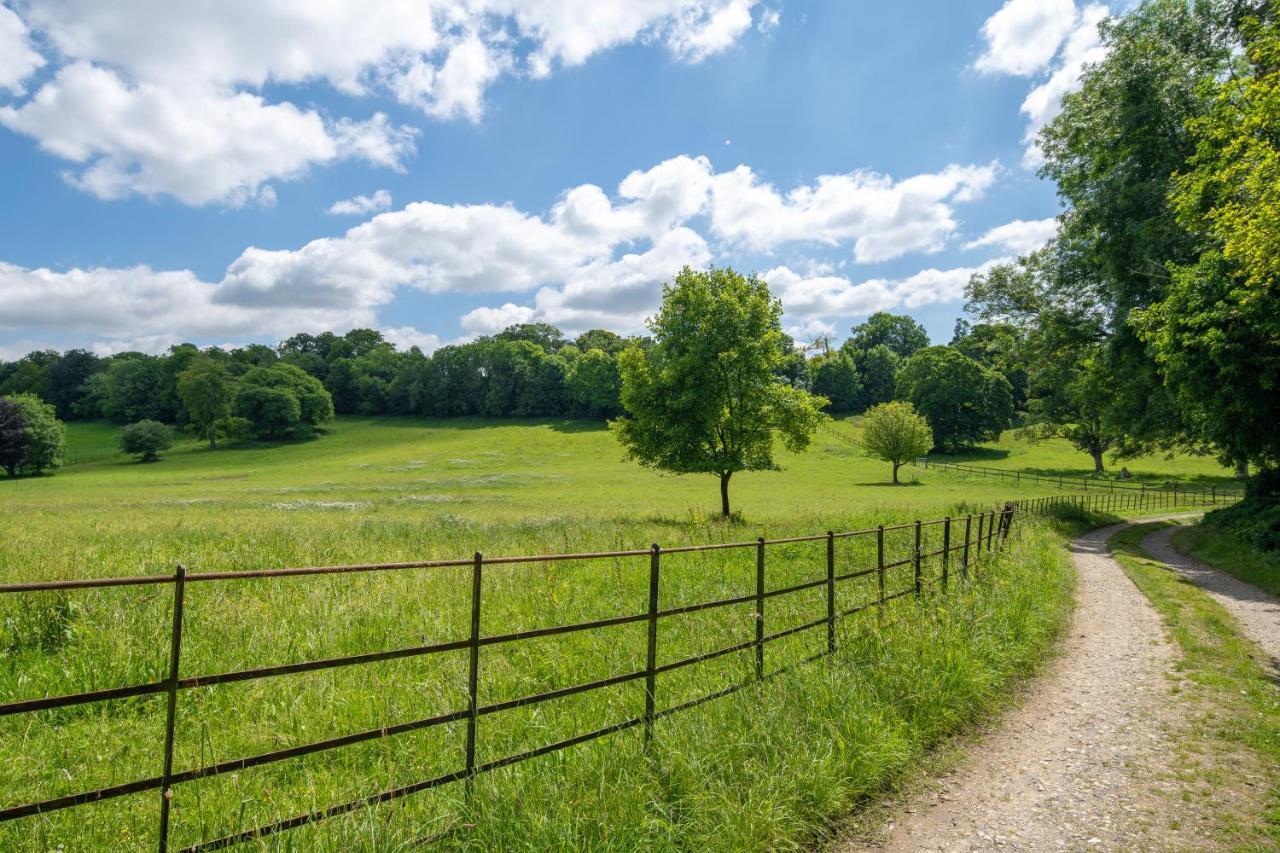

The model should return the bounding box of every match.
[119,420,172,462]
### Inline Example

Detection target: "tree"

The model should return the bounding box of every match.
[896,347,1014,452]
[3,394,65,475]
[120,420,172,462]
[177,358,237,448]
[44,349,104,420]
[846,312,930,359]
[573,329,629,355]
[0,397,27,476]
[810,353,862,414]
[234,364,334,439]
[950,321,1029,410]
[848,344,901,411]
[861,402,933,484]
[97,355,174,424]
[612,266,827,517]
[495,323,568,353]
[565,349,622,418]
[1035,0,1243,452]
[1141,7,1280,472]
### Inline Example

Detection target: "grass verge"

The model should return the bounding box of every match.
[1109,522,1280,848]
[1173,525,1280,597]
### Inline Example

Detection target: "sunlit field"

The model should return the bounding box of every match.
[0,417,1225,850]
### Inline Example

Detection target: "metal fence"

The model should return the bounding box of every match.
[912,457,1243,501]
[0,506,1024,852]
[1016,487,1237,517]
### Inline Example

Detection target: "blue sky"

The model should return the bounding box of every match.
[0,0,1111,358]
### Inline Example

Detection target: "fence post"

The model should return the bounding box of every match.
[826,531,836,654]
[644,544,660,748]
[987,511,996,552]
[962,515,972,579]
[941,517,951,593]
[913,520,923,598]
[1212,485,1216,504]
[465,551,483,792]
[755,537,766,681]
[975,513,985,574]
[877,525,886,613]
[157,564,187,853]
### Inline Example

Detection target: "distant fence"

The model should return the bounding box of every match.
[1017,487,1238,517]
[0,506,1021,852]
[912,457,1244,501]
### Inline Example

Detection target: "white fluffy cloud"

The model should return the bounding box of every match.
[0,63,417,205]
[709,162,999,262]
[0,151,999,349]
[328,189,394,216]
[963,217,1057,255]
[0,6,44,94]
[1,1,766,204]
[975,0,1110,167]
[973,0,1079,76]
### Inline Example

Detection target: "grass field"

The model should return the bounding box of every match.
[0,417,1223,850]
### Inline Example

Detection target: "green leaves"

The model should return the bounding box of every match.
[612,266,827,515]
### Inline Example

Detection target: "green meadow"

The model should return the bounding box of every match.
[0,418,1231,851]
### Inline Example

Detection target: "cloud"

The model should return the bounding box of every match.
[709,162,999,262]
[0,152,1000,350]
[382,326,444,353]
[963,217,1057,255]
[0,63,416,205]
[328,189,394,216]
[1,2,768,204]
[973,0,1079,76]
[0,6,44,94]
[975,0,1110,168]
[460,303,538,336]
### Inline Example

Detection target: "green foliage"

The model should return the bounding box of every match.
[950,321,1029,409]
[0,394,65,475]
[94,355,178,424]
[118,419,172,463]
[177,357,237,448]
[845,311,930,359]
[1145,6,1280,471]
[810,352,862,414]
[896,347,1013,452]
[0,397,26,476]
[612,266,828,516]
[860,401,932,483]
[847,343,901,411]
[565,348,622,418]
[234,363,334,440]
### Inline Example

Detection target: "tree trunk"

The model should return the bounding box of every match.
[892,461,901,484]
[720,471,732,517]
[209,430,217,450]
[1236,460,1249,480]
[1090,447,1105,474]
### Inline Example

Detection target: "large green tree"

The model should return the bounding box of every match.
[1140,6,1280,471]
[612,267,827,517]
[810,352,862,414]
[234,364,334,440]
[0,394,65,475]
[177,357,237,448]
[845,312,930,359]
[896,347,1013,452]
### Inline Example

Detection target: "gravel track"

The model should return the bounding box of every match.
[839,517,1221,852]
[1140,525,1280,675]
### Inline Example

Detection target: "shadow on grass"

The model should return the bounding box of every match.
[853,481,926,487]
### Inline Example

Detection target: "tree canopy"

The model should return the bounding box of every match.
[860,402,933,484]
[896,347,1013,452]
[612,266,827,517]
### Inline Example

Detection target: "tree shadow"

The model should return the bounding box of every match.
[852,481,926,487]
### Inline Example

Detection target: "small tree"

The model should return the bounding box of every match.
[177,357,237,448]
[612,266,827,517]
[861,402,933,484]
[5,394,65,475]
[120,420,172,462]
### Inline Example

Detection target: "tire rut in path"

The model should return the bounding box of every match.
[836,518,1212,852]
[1140,525,1280,675]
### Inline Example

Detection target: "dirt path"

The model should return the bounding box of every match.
[1141,526,1280,674]
[837,518,1218,852]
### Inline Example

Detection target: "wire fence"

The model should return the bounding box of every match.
[912,457,1243,500]
[0,506,1025,852]
[1016,487,1238,517]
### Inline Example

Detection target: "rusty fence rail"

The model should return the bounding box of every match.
[912,457,1243,501]
[0,507,1031,851]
